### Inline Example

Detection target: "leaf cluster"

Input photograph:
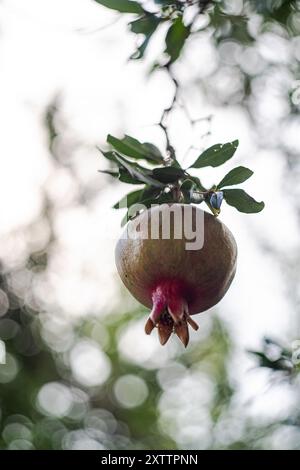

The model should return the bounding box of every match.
[95,0,204,63]
[99,134,264,225]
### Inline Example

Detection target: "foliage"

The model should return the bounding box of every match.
[95,0,299,65]
[99,134,264,223]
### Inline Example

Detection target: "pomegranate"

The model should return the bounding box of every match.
[115,204,237,347]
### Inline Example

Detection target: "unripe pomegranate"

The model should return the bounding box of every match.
[115,204,237,347]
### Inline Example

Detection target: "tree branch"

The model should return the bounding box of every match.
[158,68,179,165]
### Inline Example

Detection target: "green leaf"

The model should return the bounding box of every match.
[99,167,144,185]
[218,166,253,188]
[142,143,164,162]
[107,134,144,159]
[130,14,161,59]
[130,14,160,34]
[95,0,144,14]
[113,189,144,209]
[114,154,164,187]
[119,168,144,184]
[223,189,265,213]
[113,154,153,175]
[165,16,190,63]
[141,191,174,207]
[189,140,239,169]
[186,175,207,192]
[140,185,162,200]
[180,179,193,203]
[118,189,176,227]
[154,0,179,4]
[107,134,163,163]
[171,158,182,169]
[99,147,165,186]
[120,193,171,228]
[114,186,163,210]
[97,148,116,161]
[131,36,152,59]
[98,169,119,177]
[99,145,158,184]
[152,166,185,183]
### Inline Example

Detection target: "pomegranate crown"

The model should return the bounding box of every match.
[144,280,199,348]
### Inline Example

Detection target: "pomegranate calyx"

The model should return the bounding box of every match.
[174,322,189,348]
[187,316,199,331]
[145,317,156,335]
[158,319,173,345]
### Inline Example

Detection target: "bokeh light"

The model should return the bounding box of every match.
[114,375,149,409]
[69,340,111,387]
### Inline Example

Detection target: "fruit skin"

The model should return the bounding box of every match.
[115,204,237,346]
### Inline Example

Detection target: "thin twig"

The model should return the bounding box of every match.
[158,67,180,164]
[158,66,213,166]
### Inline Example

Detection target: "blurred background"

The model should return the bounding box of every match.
[0,0,300,450]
